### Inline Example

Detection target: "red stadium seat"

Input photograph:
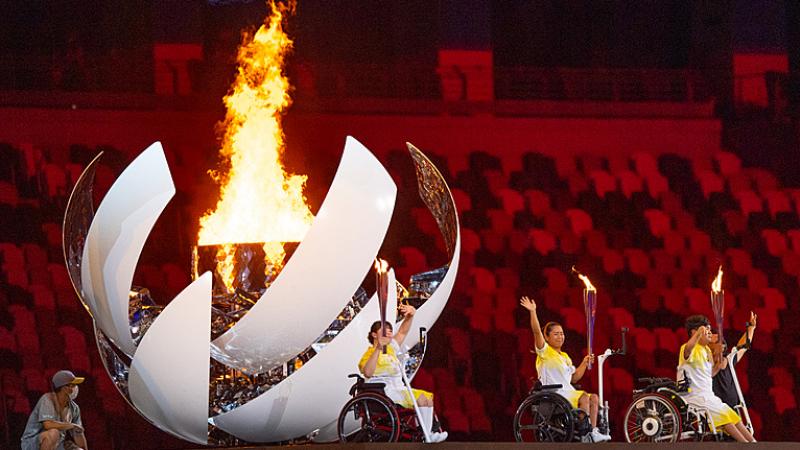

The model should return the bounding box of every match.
[608,307,635,330]
[764,190,793,218]
[781,252,800,276]
[644,209,671,237]
[726,248,753,275]
[451,188,472,211]
[602,249,624,274]
[697,170,724,198]
[616,170,644,198]
[461,228,481,254]
[558,231,581,254]
[498,188,525,215]
[585,230,608,257]
[470,267,497,293]
[662,231,686,255]
[487,210,513,234]
[746,270,769,291]
[508,230,530,254]
[544,211,568,235]
[723,210,747,236]
[645,173,669,198]
[632,152,659,178]
[686,230,711,255]
[523,189,551,217]
[760,287,787,311]
[543,268,568,292]
[589,170,617,198]
[561,307,586,335]
[554,154,577,178]
[0,181,19,206]
[530,229,557,255]
[769,387,796,415]
[748,168,779,195]
[734,190,764,216]
[567,173,590,196]
[761,229,788,256]
[624,248,650,275]
[565,208,593,235]
[714,151,741,177]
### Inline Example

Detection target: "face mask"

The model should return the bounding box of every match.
[69,385,79,400]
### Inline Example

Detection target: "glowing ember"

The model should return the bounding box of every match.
[198,0,312,292]
[711,265,723,293]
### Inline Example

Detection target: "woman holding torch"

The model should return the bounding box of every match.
[359,304,448,443]
[520,296,610,442]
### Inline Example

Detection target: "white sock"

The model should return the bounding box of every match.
[419,406,434,432]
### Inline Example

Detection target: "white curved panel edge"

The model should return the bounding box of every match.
[212,282,398,442]
[401,233,460,351]
[128,272,212,445]
[80,142,175,356]
[211,136,397,374]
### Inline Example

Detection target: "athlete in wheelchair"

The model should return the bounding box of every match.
[623,315,756,442]
[514,296,625,442]
[337,304,447,443]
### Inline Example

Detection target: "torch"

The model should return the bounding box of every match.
[375,258,390,353]
[711,266,724,346]
[572,266,597,370]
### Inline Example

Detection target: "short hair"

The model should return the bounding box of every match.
[367,321,393,344]
[543,321,563,337]
[685,315,710,337]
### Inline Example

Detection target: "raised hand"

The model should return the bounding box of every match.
[398,304,416,317]
[519,296,537,311]
[749,311,757,328]
[582,354,595,366]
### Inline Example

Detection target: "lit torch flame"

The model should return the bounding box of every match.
[711,265,723,293]
[198,0,312,292]
[572,266,596,292]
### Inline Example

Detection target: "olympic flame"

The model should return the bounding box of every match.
[711,266,723,294]
[573,266,597,292]
[710,266,725,343]
[198,0,312,292]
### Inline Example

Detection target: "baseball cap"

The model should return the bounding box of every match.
[52,370,85,390]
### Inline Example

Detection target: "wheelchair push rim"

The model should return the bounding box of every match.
[337,392,401,443]
[513,392,576,442]
[624,393,682,443]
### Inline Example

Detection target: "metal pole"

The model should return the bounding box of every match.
[398,349,432,443]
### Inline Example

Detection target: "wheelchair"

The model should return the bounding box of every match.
[514,327,627,442]
[623,377,723,442]
[337,374,442,442]
[513,381,593,442]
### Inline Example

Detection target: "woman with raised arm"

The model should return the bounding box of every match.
[358,304,447,443]
[678,315,755,442]
[520,296,609,442]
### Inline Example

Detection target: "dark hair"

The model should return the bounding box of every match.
[368,321,393,344]
[543,321,563,337]
[685,315,710,337]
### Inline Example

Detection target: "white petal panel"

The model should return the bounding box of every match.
[128,272,212,445]
[211,136,397,374]
[80,142,175,356]
[213,282,397,442]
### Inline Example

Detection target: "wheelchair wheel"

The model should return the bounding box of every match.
[624,393,682,443]
[338,392,400,442]
[514,392,575,442]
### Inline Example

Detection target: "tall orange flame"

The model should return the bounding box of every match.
[198,0,311,291]
[711,266,723,293]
